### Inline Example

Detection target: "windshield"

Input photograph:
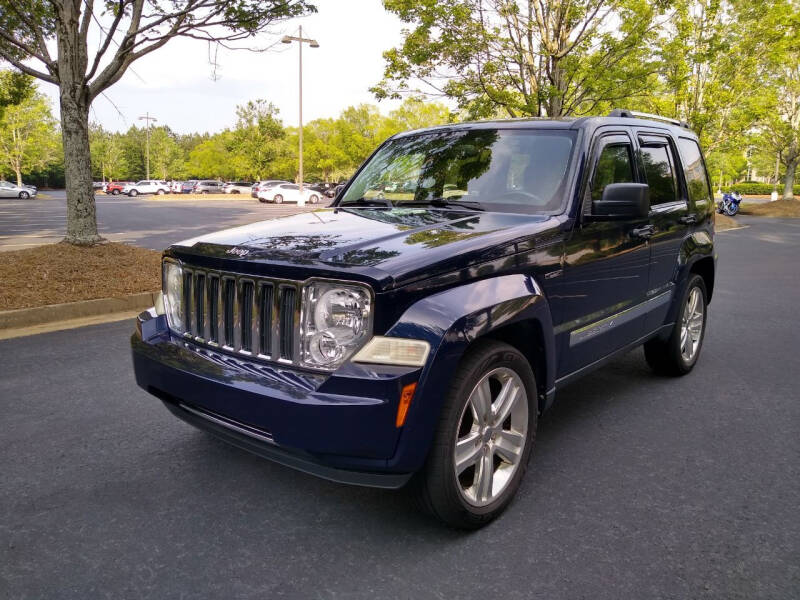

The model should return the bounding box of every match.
[339,128,577,213]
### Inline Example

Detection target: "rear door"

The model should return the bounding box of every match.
[633,131,692,332]
[556,129,651,377]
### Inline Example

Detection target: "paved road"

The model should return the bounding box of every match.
[0,192,325,251]
[1,217,798,599]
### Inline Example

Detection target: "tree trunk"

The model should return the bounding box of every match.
[783,155,798,201]
[14,166,22,187]
[60,90,102,244]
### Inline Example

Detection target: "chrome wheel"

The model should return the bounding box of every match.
[454,367,529,507]
[680,287,704,362]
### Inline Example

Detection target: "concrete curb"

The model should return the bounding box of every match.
[0,292,157,330]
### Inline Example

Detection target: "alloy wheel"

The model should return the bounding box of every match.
[680,287,704,362]
[453,367,528,507]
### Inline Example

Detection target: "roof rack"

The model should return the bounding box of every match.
[608,109,690,129]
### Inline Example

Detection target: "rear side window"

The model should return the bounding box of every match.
[640,145,678,205]
[592,144,634,200]
[677,138,712,205]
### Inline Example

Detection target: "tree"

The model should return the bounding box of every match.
[373,0,662,118]
[0,0,314,244]
[0,90,60,185]
[0,68,34,120]
[89,123,125,181]
[231,100,285,180]
[186,130,239,179]
[149,127,186,180]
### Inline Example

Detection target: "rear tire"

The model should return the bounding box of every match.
[19,191,29,199]
[129,189,138,197]
[112,189,120,195]
[644,274,708,376]
[157,189,165,195]
[413,340,537,529]
[273,194,283,204]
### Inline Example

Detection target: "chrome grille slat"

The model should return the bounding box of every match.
[175,265,299,365]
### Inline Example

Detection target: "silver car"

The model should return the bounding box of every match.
[0,180,37,199]
[194,180,224,194]
[222,181,253,194]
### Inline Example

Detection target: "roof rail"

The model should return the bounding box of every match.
[608,109,690,129]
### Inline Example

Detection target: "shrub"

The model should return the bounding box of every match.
[730,182,800,195]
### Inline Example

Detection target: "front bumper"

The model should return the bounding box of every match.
[131,309,422,488]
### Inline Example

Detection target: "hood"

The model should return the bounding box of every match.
[172,207,559,289]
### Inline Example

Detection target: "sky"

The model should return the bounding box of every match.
[38,0,409,134]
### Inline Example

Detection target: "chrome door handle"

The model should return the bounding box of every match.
[679,213,697,224]
[631,224,655,240]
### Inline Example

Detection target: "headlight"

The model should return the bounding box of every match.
[162,259,185,332]
[301,281,372,369]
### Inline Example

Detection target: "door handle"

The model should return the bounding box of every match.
[679,213,697,224]
[631,224,655,240]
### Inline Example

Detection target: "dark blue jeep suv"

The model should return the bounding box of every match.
[132,110,716,528]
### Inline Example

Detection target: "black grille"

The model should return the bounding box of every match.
[177,266,299,365]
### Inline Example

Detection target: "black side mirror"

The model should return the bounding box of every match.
[590,183,650,220]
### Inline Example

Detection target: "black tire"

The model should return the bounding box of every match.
[112,189,120,195]
[201,190,208,195]
[19,191,29,199]
[231,190,240,194]
[157,189,165,195]
[413,340,537,529]
[309,194,319,204]
[273,194,283,204]
[644,274,708,376]
[129,189,138,197]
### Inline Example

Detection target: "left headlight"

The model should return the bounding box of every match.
[300,281,372,369]
[162,259,185,333]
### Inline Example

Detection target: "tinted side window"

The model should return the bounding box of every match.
[677,138,712,204]
[592,144,634,201]
[640,145,677,205]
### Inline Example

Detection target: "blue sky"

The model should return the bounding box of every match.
[38,0,408,134]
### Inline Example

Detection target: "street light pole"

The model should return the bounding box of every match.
[282,27,319,206]
[138,112,157,180]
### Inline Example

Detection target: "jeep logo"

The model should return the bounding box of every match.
[226,247,250,257]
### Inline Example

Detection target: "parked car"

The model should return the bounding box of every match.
[0,180,37,199]
[308,182,341,198]
[123,180,170,196]
[92,181,105,190]
[222,181,253,194]
[257,183,322,205]
[105,181,132,195]
[194,180,224,194]
[181,180,198,194]
[170,181,183,194]
[132,110,715,529]
[251,180,289,198]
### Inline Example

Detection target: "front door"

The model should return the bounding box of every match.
[555,130,651,377]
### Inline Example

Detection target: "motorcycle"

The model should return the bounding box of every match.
[717,191,742,216]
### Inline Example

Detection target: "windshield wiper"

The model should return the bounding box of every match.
[339,197,394,208]
[402,198,485,211]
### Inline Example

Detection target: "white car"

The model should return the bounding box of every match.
[169,181,182,193]
[123,180,170,196]
[223,181,253,194]
[257,183,321,205]
[251,179,289,198]
[0,180,37,199]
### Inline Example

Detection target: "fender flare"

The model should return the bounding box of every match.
[382,274,555,472]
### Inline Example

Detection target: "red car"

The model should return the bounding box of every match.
[106,181,133,195]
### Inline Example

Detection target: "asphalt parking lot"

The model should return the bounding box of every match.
[0,192,325,251]
[1,217,798,599]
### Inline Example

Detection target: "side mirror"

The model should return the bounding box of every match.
[590,183,650,220]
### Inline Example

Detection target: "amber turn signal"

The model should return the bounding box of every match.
[395,382,417,428]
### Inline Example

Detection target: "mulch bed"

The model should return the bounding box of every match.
[739,198,800,218]
[715,214,739,230]
[0,242,161,311]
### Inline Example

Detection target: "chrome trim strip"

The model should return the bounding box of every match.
[179,403,275,445]
[569,290,673,346]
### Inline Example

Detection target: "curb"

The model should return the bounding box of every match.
[0,292,157,330]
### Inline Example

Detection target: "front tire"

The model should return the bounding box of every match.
[112,189,120,195]
[309,194,319,204]
[644,274,708,376]
[19,191,30,199]
[129,189,138,197]
[157,189,165,195]
[273,194,283,204]
[414,340,537,529]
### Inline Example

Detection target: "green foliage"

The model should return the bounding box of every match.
[231,100,286,179]
[730,182,800,195]
[0,87,60,185]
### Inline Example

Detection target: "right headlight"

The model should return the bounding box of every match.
[300,281,372,370]
[162,259,185,333]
